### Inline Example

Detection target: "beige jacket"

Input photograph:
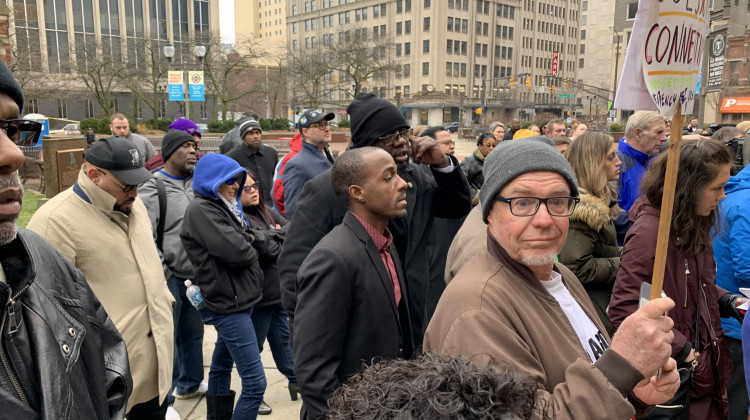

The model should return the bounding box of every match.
[28,169,174,409]
[426,235,647,419]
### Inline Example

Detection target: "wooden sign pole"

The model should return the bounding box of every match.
[650,103,684,300]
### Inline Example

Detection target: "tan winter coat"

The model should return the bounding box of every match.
[559,192,620,335]
[28,169,174,409]
[425,235,647,419]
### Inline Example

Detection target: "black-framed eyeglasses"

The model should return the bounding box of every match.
[308,121,330,130]
[495,195,579,217]
[2,119,43,146]
[243,184,259,193]
[96,169,137,193]
[377,128,411,146]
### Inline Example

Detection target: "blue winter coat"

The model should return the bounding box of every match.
[713,164,750,340]
[616,139,657,212]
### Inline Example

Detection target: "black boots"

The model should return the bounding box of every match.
[206,391,235,420]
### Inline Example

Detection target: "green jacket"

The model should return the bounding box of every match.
[559,191,620,335]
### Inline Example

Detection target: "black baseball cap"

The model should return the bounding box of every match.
[85,136,153,185]
[299,109,335,132]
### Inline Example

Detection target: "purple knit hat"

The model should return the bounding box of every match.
[168,118,201,138]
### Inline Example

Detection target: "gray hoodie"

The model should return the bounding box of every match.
[138,170,195,279]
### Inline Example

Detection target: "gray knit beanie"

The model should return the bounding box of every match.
[479,136,579,223]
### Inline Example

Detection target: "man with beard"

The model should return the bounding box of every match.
[28,136,175,419]
[294,147,414,419]
[279,93,471,346]
[139,130,204,420]
[110,113,157,165]
[0,61,132,419]
[282,109,336,220]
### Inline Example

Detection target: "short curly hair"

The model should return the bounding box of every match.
[326,353,543,420]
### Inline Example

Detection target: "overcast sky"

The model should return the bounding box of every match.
[218,0,235,45]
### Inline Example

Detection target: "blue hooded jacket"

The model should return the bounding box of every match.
[616,139,657,211]
[193,153,247,221]
[713,164,750,340]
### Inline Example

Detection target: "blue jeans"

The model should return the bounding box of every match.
[167,276,205,405]
[251,304,297,384]
[200,307,266,419]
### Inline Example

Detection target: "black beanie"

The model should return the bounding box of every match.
[161,129,195,162]
[347,93,408,148]
[0,61,24,113]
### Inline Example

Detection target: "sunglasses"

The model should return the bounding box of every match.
[225,174,243,185]
[243,184,259,193]
[2,119,43,146]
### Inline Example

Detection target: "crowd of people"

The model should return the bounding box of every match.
[4,54,750,420]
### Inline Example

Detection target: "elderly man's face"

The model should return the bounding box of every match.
[548,123,566,137]
[487,171,570,270]
[0,93,25,245]
[632,119,667,156]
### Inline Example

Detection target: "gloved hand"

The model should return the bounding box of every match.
[719,293,745,323]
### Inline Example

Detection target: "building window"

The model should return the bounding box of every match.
[422,62,429,75]
[579,58,585,68]
[581,29,586,40]
[424,17,430,31]
[405,20,411,34]
[447,40,452,54]
[404,42,411,55]
[447,17,453,31]
[403,64,410,77]
[446,62,452,76]
[46,0,71,73]
[626,2,638,20]
[396,22,402,35]
[581,15,587,25]
[424,0,430,8]
[423,39,429,53]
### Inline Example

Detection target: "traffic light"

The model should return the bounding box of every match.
[510,75,515,87]
[334,74,339,84]
[475,107,483,114]
[525,76,532,90]
[550,85,555,95]
[565,78,569,89]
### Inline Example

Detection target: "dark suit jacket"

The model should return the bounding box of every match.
[293,211,413,420]
[279,155,471,346]
[225,143,279,204]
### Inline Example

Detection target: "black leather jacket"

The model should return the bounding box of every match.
[0,229,131,419]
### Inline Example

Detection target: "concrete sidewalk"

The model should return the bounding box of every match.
[171,325,303,420]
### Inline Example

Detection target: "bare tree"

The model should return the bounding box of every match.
[116,40,172,124]
[69,39,122,118]
[328,27,401,99]
[7,31,72,106]
[287,43,331,110]
[202,35,262,121]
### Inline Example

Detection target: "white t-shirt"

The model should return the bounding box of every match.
[541,272,610,363]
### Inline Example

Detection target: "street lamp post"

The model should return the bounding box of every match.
[609,26,622,105]
[163,44,206,121]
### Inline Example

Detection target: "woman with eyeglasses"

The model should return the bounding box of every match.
[609,139,739,420]
[240,171,298,415]
[180,153,266,419]
[558,132,622,335]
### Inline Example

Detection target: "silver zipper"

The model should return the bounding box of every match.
[0,284,30,406]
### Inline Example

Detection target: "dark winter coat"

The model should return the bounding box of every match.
[243,204,288,308]
[559,191,620,335]
[225,143,279,204]
[609,199,731,420]
[0,230,131,420]
[459,150,484,205]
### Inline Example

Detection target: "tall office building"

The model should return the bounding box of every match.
[7,0,219,123]
[287,0,581,127]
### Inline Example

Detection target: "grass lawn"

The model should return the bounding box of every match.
[18,189,44,228]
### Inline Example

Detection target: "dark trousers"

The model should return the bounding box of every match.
[167,276,206,405]
[251,303,297,384]
[126,396,168,420]
[726,337,750,420]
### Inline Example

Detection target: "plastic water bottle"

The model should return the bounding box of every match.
[184,280,205,309]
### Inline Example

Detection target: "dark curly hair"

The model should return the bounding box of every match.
[641,138,732,255]
[326,353,543,419]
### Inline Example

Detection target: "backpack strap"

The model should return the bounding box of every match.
[155,177,167,250]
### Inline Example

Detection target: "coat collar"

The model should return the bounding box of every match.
[75,168,130,227]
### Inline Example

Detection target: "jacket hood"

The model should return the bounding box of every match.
[290,133,303,152]
[628,196,660,224]
[569,191,614,232]
[193,153,246,202]
[724,164,750,195]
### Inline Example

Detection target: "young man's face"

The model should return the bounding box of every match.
[110,118,131,138]
[358,150,408,221]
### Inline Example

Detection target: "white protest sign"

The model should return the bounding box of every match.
[614,0,710,116]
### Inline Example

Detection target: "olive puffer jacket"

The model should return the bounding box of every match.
[559,191,620,335]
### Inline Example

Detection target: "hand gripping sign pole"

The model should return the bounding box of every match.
[614,0,709,300]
